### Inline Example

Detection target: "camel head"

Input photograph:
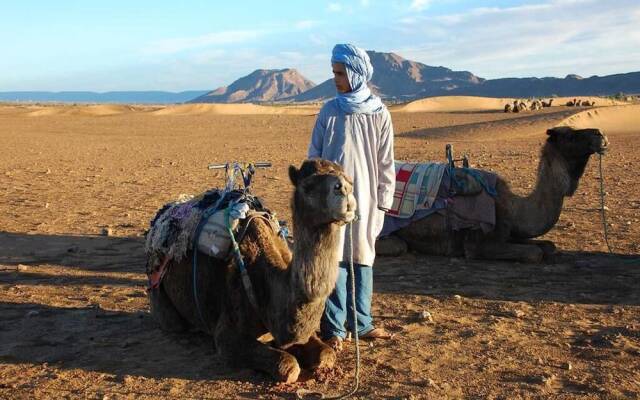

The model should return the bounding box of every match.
[546,126,609,195]
[289,159,357,227]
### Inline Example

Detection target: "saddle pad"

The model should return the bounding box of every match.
[387,162,446,218]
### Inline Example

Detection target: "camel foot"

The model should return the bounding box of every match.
[316,344,337,369]
[276,353,301,383]
[288,335,336,370]
[148,285,188,332]
[376,235,408,257]
[513,239,557,262]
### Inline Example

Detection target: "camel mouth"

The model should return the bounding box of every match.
[596,136,609,155]
[344,210,356,223]
[333,210,356,225]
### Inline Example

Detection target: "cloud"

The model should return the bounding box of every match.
[409,0,431,11]
[328,3,343,12]
[294,20,320,30]
[393,0,640,78]
[144,30,264,55]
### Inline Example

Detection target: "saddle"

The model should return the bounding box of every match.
[144,189,283,289]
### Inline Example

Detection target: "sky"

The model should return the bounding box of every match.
[1,0,639,91]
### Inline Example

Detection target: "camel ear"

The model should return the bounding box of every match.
[288,165,299,186]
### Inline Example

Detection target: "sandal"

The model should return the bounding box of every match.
[359,327,395,340]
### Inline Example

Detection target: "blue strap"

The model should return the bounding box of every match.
[191,191,226,329]
[225,205,260,310]
[461,168,498,197]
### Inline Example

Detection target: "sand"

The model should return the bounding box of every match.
[393,96,628,113]
[0,101,639,399]
[560,104,640,134]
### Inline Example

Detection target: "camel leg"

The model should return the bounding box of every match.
[148,284,188,332]
[474,241,544,263]
[375,235,408,257]
[286,334,336,371]
[512,239,557,259]
[215,320,301,383]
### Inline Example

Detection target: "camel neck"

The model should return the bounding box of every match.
[289,220,342,302]
[511,144,571,238]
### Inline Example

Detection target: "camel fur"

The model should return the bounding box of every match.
[147,159,356,382]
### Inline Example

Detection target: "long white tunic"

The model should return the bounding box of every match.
[308,99,395,266]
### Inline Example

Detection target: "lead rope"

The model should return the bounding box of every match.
[296,221,361,400]
[598,154,613,254]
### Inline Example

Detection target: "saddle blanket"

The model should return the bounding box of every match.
[387,162,447,218]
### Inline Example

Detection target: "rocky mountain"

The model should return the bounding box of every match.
[444,72,640,98]
[287,51,639,102]
[189,69,315,103]
[287,51,483,102]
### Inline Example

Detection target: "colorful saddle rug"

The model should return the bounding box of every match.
[143,189,272,284]
[388,162,447,218]
[382,164,499,236]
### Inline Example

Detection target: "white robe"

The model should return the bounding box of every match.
[308,99,395,266]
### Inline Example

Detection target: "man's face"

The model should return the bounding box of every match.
[332,62,351,93]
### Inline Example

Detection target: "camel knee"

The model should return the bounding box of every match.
[148,286,188,332]
[277,352,301,383]
[288,335,336,370]
[376,235,408,257]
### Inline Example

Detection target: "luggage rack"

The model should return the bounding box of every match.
[445,144,469,169]
[207,161,272,193]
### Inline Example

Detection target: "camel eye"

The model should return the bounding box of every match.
[334,182,342,191]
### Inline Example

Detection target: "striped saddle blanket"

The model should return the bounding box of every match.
[387,162,447,219]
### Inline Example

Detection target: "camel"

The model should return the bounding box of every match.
[542,99,554,108]
[581,100,595,107]
[566,98,578,106]
[147,159,357,382]
[512,100,527,113]
[376,127,609,263]
[504,104,512,113]
[530,100,543,111]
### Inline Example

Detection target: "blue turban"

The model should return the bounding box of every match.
[331,44,384,114]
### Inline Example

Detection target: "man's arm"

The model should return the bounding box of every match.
[377,109,395,210]
[307,108,326,158]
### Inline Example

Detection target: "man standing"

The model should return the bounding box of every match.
[308,43,395,349]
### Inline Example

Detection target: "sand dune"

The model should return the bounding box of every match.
[393,96,517,112]
[4,103,318,117]
[10,96,628,117]
[559,104,640,134]
[150,103,319,116]
[552,96,627,107]
[394,95,629,113]
[25,104,143,117]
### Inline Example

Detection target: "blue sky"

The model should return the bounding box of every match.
[1,0,639,91]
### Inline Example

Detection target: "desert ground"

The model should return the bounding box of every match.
[0,97,639,399]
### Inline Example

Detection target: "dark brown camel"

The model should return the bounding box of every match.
[147,159,356,382]
[377,127,609,263]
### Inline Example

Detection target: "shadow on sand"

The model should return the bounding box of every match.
[374,250,640,306]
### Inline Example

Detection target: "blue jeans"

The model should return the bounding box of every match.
[321,262,374,340]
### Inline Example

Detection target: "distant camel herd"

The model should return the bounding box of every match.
[565,98,597,107]
[504,98,595,113]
